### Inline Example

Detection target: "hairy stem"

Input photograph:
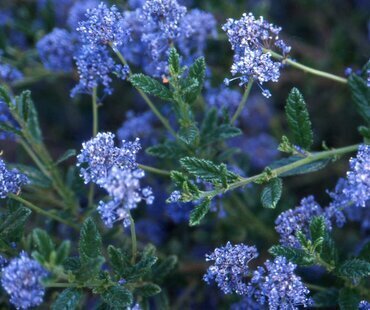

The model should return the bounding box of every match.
[109,43,177,137]
[130,215,137,264]
[9,194,79,230]
[88,88,98,209]
[231,79,253,124]
[138,164,171,176]
[267,50,347,84]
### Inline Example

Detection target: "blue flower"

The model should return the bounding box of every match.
[359,300,370,310]
[0,53,23,83]
[0,158,29,199]
[77,2,130,48]
[97,167,154,228]
[205,86,242,116]
[67,0,99,31]
[36,28,75,72]
[1,251,48,309]
[0,100,18,141]
[71,45,116,96]
[249,256,312,309]
[204,242,259,295]
[222,13,290,97]
[275,196,329,248]
[77,132,141,184]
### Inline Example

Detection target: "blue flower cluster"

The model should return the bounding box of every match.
[0,52,23,83]
[36,28,75,72]
[1,251,48,309]
[77,132,154,228]
[222,13,291,98]
[249,256,312,309]
[203,242,258,295]
[0,158,29,198]
[204,243,311,309]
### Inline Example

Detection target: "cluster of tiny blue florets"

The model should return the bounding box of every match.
[0,158,29,198]
[0,51,23,83]
[36,28,75,72]
[203,242,259,295]
[248,256,312,309]
[222,12,291,98]
[1,251,48,310]
[67,0,99,31]
[77,132,154,228]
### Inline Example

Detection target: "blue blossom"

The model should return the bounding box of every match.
[1,251,48,309]
[222,13,290,97]
[167,190,182,203]
[0,158,29,199]
[0,56,23,83]
[67,0,99,31]
[248,256,312,309]
[275,196,328,248]
[178,9,217,59]
[205,86,242,116]
[97,167,154,228]
[77,3,130,48]
[0,255,8,268]
[36,28,75,72]
[359,300,370,310]
[77,132,141,184]
[342,144,370,207]
[230,296,261,310]
[71,45,117,96]
[204,242,258,295]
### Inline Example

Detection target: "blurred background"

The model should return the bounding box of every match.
[0,0,369,308]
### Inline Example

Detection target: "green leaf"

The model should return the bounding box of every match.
[338,288,360,310]
[261,178,283,209]
[269,156,330,177]
[55,149,76,165]
[129,74,173,101]
[211,124,242,142]
[152,255,178,281]
[168,48,181,76]
[180,157,238,184]
[359,241,370,261]
[348,74,370,124]
[309,216,327,243]
[55,241,71,265]
[19,91,42,142]
[337,259,370,280]
[135,283,162,297]
[313,288,339,308]
[0,122,22,137]
[189,198,211,226]
[0,86,12,105]
[101,286,133,309]
[178,124,199,145]
[108,245,130,278]
[320,233,339,267]
[79,218,102,265]
[185,57,206,103]
[285,88,313,149]
[126,254,158,281]
[0,205,31,242]
[33,228,55,261]
[269,245,314,266]
[52,288,82,310]
[146,142,182,159]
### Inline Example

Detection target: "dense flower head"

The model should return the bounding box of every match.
[1,251,48,309]
[77,132,141,184]
[178,9,217,59]
[204,242,259,295]
[36,28,75,72]
[342,144,370,207]
[77,2,129,47]
[230,296,261,310]
[0,158,29,198]
[275,196,329,248]
[249,256,312,309]
[359,300,370,310]
[97,167,154,228]
[71,45,116,96]
[67,0,100,31]
[222,12,290,97]
[0,53,23,83]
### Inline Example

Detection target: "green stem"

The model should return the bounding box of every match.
[88,88,98,209]
[9,194,79,230]
[130,215,137,264]
[138,164,171,176]
[109,43,177,137]
[92,87,98,137]
[202,144,359,199]
[230,79,253,124]
[306,283,327,292]
[267,50,347,84]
